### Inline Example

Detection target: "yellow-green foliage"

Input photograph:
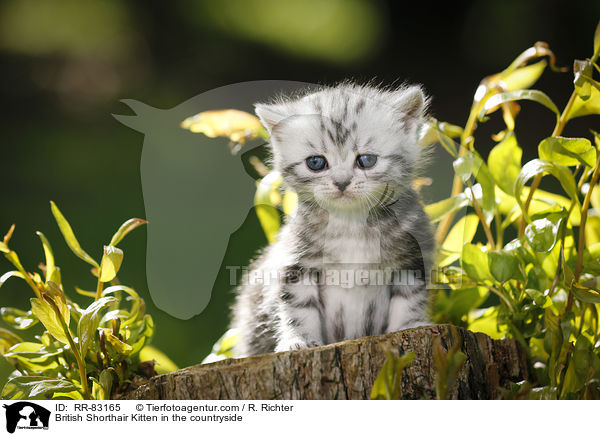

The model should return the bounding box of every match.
[0,203,172,400]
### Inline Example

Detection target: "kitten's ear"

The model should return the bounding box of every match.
[392,86,427,129]
[254,103,289,134]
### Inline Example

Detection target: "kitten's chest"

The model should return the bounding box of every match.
[321,215,383,264]
[320,284,389,342]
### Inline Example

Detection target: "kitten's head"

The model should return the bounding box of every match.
[255,83,428,214]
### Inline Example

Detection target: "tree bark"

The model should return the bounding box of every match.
[122,324,530,400]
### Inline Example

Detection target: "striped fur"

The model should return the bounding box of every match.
[231,82,434,356]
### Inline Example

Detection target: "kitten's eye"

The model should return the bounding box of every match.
[306,155,328,171]
[356,154,377,169]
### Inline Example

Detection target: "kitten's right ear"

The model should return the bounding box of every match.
[254,103,289,134]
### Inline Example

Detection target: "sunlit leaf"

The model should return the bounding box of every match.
[1,307,38,330]
[479,89,559,121]
[140,345,179,374]
[453,154,474,183]
[254,171,283,242]
[1,376,80,400]
[468,307,504,339]
[438,214,479,267]
[99,245,123,283]
[571,284,600,304]
[488,133,522,194]
[30,297,69,344]
[501,60,547,91]
[109,218,148,246]
[0,329,22,355]
[50,201,99,268]
[0,270,26,290]
[524,216,562,252]
[78,296,117,357]
[35,231,56,283]
[180,109,268,144]
[370,349,415,400]
[568,87,600,119]
[514,159,578,221]
[487,250,518,282]
[538,136,596,167]
[470,152,496,223]
[103,328,133,355]
[461,244,492,282]
[425,194,468,223]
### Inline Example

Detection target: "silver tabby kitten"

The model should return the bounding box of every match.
[231,82,434,356]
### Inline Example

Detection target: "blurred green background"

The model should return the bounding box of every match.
[1,0,599,384]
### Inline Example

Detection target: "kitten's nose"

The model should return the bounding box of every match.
[334,180,351,192]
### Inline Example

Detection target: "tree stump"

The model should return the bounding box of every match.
[122,324,530,400]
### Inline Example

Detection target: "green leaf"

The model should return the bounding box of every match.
[433,128,459,157]
[488,133,522,194]
[419,119,460,156]
[99,369,115,399]
[1,307,38,330]
[4,341,63,362]
[99,245,123,283]
[35,231,56,283]
[479,89,560,121]
[487,250,518,282]
[514,159,578,221]
[91,378,105,400]
[425,194,468,223]
[502,60,547,91]
[1,376,80,400]
[573,59,595,101]
[78,296,117,357]
[103,329,133,355]
[454,152,495,223]
[453,154,474,183]
[254,171,283,242]
[471,152,496,223]
[568,87,600,119]
[0,270,26,289]
[370,349,415,400]
[524,217,562,252]
[140,345,179,373]
[439,214,479,267]
[50,201,99,268]
[538,136,596,167]
[109,218,148,246]
[0,329,23,355]
[571,284,600,304]
[30,297,70,344]
[461,244,492,282]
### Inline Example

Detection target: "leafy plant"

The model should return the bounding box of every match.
[183,20,600,399]
[370,347,415,400]
[0,202,170,400]
[427,20,600,399]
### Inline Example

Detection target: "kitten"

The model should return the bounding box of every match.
[230,82,434,356]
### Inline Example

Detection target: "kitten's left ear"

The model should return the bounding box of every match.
[392,86,427,129]
[254,103,289,134]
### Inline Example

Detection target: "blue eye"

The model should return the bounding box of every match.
[306,155,328,171]
[356,154,377,169]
